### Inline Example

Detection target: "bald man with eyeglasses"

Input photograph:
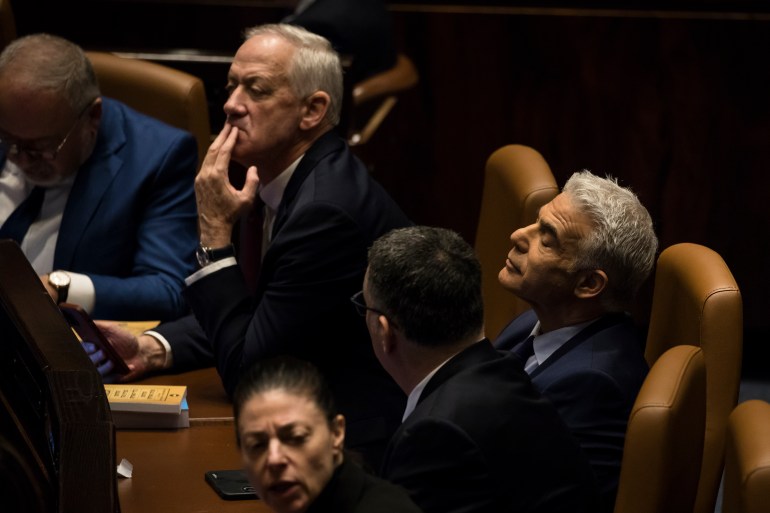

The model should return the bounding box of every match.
[0,34,199,321]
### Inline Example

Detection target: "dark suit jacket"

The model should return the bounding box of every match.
[381,341,598,513]
[157,131,411,466]
[286,0,397,84]
[1,98,198,320]
[495,309,649,513]
[308,460,423,513]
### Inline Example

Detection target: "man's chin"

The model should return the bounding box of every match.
[497,270,522,294]
[498,267,515,283]
[229,146,252,168]
[23,170,65,187]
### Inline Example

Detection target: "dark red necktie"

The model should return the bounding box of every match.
[238,201,264,294]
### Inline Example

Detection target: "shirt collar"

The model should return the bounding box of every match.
[258,155,303,211]
[402,356,454,422]
[528,318,595,367]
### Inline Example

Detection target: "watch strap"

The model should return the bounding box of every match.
[197,243,236,267]
[48,271,70,304]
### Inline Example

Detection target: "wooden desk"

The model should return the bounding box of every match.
[137,367,234,422]
[110,321,233,421]
[117,424,270,513]
[114,358,263,511]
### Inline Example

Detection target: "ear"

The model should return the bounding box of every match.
[377,314,398,355]
[86,97,103,132]
[330,414,346,461]
[574,269,607,299]
[299,91,330,131]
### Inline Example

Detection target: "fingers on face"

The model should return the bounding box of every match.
[202,124,239,176]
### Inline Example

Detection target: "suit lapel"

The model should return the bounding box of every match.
[54,100,126,269]
[529,313,629,378]
[255,131,344,292]
[271,130,343,237]
[419,340,497,404]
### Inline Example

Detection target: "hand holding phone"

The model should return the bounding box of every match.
[59,303,130,375]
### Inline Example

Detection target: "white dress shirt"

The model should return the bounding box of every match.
[1,160,96,312]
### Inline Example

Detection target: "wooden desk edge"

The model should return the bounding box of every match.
[190,416,235,426]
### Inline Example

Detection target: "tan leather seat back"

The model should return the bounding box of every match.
[615,345,706,513]
[474,144,558,340]
[347,54,419,146]
[645,242,743,513]
[85,51,211,167]
[352,54,419,106]
[723,400,770,513]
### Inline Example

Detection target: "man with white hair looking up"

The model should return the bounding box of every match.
[495,170,659,513]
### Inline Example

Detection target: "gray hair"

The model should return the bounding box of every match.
[0,34,99,114]
[367,226,484,347]
[242,24,343,127]
[563,171,658,311]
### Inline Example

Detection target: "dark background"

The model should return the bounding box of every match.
[11,0,770,375]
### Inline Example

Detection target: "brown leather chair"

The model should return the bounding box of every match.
[85,51,211,167]
[348,54,419,146]
[615,344,706,513]
[0,0,15,52]
[474,144,558,341]
[645,242,743,513]
[722,400,770,513]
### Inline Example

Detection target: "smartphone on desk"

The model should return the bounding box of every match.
[205,469,259,500]
[59,303,130,375]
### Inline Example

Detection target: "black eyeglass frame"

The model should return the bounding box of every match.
[0,98,96,162]
[350,290,387,317]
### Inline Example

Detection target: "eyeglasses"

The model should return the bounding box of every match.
[350,290,386,317]
[0,99,95,162]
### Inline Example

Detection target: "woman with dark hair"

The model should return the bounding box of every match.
[233,356,422,513]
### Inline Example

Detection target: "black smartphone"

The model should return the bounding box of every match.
[59,303,130,375]
[204,469,259,500]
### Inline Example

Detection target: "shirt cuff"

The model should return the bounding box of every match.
[144,330,174,369]
[66,272,96,314]
[184,257,238,286]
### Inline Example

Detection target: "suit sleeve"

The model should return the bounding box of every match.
[153,313,215,371]
[381,418,497,513]
[184,202,369,396]
[537,369,630,501]
[539,370,630,445]
[88,132,198,321]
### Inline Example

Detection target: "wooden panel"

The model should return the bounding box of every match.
[0,241,118,513]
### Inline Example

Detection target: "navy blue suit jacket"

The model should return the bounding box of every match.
[381,341,598,513]
[156,131,411,467]
[1,98,198,320]
[495,309,649,513]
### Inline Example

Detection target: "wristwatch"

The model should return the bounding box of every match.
[48,270,71,304]
[196,243,236,267]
